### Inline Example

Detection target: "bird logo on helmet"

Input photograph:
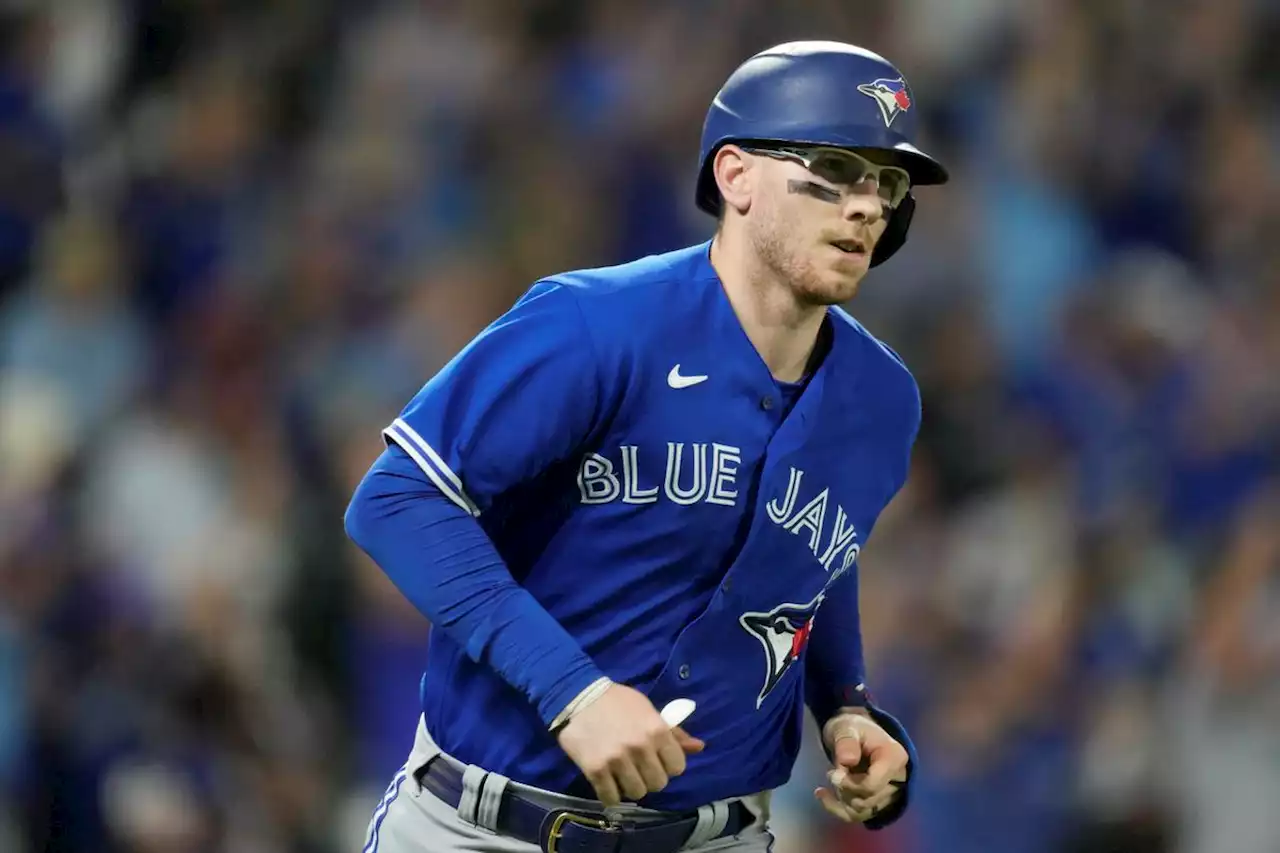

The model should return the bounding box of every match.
[857,78,913,128]
[695,41,948,267]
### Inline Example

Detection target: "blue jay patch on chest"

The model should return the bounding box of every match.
[738,592,826,708]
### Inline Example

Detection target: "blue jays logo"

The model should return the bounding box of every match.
[739,592,826,708]
[857,77,912,128]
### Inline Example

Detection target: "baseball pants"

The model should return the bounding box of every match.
[362,715,776,853]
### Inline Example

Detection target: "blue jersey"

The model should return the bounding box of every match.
[380,241,920,809]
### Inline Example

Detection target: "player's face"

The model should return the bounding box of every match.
[742,146,906,305]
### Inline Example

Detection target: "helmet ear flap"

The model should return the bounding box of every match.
[870,192,915,267]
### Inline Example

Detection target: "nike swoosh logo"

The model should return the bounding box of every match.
[668,365,709,389]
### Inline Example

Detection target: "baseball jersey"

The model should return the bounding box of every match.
[377,240,920,810]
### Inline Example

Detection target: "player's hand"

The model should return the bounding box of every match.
[814,709,908,823]
[556,683,705,807]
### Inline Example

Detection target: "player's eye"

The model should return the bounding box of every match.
[809,152,868,185]
[877,168,910,208]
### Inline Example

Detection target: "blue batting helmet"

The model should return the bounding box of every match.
[696,41,949,266]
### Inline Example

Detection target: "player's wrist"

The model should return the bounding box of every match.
[549,675,615,735]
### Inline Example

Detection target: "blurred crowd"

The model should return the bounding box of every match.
[0,1,1277,852]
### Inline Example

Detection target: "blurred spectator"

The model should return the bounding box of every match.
[0,7,65,298]
[1,210,144,445]
[1171,485,1280,853]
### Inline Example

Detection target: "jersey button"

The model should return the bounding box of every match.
[760,396,774,411]
[678,664,691,680]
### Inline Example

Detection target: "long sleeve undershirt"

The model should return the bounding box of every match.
[344,443,605,728]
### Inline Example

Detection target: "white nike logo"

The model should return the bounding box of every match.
[667,365,709,389]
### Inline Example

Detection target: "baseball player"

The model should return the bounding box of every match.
[345,41,948,853]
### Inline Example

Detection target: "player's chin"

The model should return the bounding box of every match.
[805,265,866,304]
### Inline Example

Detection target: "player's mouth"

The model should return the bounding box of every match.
[829,239,867,256]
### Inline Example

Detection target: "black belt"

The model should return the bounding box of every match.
[416,757,754,853]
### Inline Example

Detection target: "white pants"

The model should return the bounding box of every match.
[362,715,776,853]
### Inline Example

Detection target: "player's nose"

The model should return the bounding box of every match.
[840,188,884,224]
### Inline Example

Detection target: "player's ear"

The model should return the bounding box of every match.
[713,144,753,217]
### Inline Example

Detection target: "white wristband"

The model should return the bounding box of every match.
[549,676,614,733]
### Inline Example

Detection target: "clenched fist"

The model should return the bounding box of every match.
[815,709,909,823]
[556,683,705,806]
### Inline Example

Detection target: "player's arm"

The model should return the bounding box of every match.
[345,280,605,723]
[804,567,917,828]
[804,354,924,827]
[347,445,604,723]
[344,280,698,805]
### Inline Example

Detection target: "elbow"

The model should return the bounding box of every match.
[343,445,424,552]
[343,469,379,550]
[343,492,364,547]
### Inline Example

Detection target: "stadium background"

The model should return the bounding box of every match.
[0,1,1278,851]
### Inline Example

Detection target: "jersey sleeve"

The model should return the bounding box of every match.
[803,343,921,721]
[383,280,601,515]
[804,566,868,726]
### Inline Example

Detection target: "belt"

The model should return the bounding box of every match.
[417,757,754,853]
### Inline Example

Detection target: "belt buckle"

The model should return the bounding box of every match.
[546,810,617,853]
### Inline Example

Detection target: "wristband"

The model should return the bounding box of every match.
[548,676,614,734]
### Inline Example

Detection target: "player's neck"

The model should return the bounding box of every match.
[710,234,825,384]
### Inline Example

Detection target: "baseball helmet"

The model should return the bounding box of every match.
[696,41,949,266]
